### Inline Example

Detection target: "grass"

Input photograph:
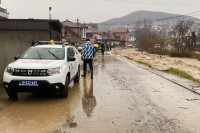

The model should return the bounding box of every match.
[124,56,133,60]
[167,67,196,81]
[135,60,152,67]
[124,56,152,67]
[125,55,196,81]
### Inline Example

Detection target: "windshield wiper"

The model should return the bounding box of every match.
[48,51,60,60]
[37,50,42,59]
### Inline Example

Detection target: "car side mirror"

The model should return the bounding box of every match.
[14,56,20,60]
[68,56,76,62]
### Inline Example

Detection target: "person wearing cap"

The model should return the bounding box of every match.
[81,39,96,79]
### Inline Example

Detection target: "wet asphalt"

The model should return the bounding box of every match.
[1,51,200,133]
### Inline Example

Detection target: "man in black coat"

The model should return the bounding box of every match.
[101,42,105,56]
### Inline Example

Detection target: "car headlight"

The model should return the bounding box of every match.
[6,67,14,75]
[47,67,61,76]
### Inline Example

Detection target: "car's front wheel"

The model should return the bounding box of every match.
[60,76,69,98]
[7,92,18,99]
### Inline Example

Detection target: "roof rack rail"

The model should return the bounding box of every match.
[33,41,70,47]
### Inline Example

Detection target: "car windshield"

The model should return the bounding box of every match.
[21,47,65,60]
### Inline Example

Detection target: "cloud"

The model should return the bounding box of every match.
[1,0,200,23]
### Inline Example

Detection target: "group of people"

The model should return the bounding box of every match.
[100,42,114,56]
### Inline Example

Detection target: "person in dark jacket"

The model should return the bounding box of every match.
[101,42,105,56]
[81,39,96,79]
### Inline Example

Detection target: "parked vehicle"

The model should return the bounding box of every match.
[127,43,135,48]
[154,44,161,48]
[3,41,80,99]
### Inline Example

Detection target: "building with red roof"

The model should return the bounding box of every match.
[99,28,130,45]
[62,19,87,45]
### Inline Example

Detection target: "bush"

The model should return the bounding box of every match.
[169,51,200,60]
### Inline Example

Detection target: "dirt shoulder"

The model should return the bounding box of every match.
[115,48,200,81]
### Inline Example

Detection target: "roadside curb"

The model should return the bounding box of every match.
[116,54,200,95]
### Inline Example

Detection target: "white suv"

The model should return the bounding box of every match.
[3,41,80,99]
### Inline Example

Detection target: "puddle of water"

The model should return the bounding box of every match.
[0,78,84,133]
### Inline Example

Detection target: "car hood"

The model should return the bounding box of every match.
[9,59,65,69]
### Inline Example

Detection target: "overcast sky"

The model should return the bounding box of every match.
[1,0,200,23]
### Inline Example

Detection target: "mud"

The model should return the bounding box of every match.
[115,48,200,81]
[1,52,200,133]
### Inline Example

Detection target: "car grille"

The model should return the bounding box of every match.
[13,69,49,76]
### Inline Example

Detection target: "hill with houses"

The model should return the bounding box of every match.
[99,10,200,29]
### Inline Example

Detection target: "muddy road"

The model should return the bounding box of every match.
[1,52,200,133]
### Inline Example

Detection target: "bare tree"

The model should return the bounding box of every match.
[135,18,166,53]
[135,18,153,51]
[173,18,193,52]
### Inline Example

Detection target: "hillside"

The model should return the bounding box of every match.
[99,10,200,29]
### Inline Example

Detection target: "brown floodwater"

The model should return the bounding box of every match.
[1,52,200,133]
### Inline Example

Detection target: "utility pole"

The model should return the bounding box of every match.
[77,18,79,48]
[49,7,52,19]
[101,33,103,42]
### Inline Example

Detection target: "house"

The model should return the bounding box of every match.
[99,28,130,45]
[128,32,136,43]
[0,7,9,19]
[0,19,63,84]
[86,28,102,44]
[85,23,102,44]
[86,23,98,31]
[62,19,87,45]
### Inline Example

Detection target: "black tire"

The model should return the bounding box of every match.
[74,66,80,83]
[60,76,69,98]
[7,92,18,99]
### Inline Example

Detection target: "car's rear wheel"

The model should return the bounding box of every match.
[60,76,69,98]
[74,66,80,83]
[7,92,18,99]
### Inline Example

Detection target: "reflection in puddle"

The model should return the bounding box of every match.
[0,80,82,133]
[82,78,96,117]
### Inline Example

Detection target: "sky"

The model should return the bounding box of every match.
[1,0,200,23]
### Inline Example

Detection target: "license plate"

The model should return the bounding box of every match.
[19,81,38,86]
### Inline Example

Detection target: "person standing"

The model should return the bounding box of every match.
[107,42,109,51]
[81,39,96,79]
[101,42,105,56]
[110,42,113,51]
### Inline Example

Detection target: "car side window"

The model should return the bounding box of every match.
[70,48,75,57]
[67,48,71,57]
[67,47,75,57]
